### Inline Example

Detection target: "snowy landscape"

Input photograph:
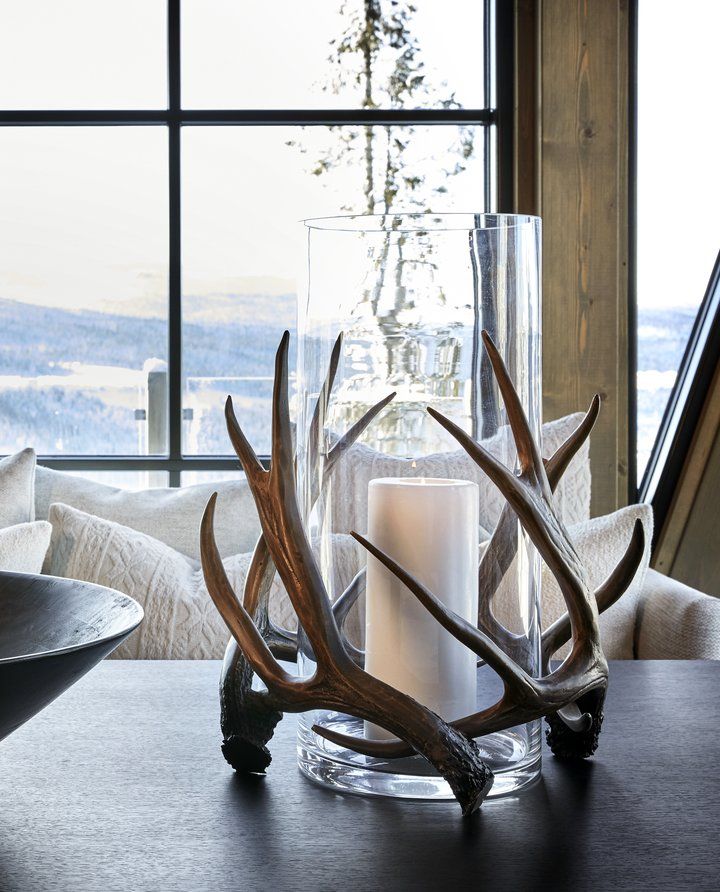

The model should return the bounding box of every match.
[0,293,695,484]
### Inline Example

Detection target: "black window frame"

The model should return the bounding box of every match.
[0,0,512,486]
[638,251,720,542]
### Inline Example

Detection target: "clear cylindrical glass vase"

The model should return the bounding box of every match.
[296,213,542,800]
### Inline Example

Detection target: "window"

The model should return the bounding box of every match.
[635,0,720,488]
[0,0,502,486]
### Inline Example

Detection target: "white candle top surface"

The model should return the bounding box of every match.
[369,476,476,488]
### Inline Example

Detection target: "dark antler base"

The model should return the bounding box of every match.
[545,690,605,759]
[222,734,274,774]
[220,640,283,774]
[438,734,495,816]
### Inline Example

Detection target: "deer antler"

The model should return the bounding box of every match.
[218,333,390,764]
[313,332,645,761]
[475,395,601,670]
[203,332,494,816]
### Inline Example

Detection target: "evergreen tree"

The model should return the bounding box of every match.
[291,0,474,214]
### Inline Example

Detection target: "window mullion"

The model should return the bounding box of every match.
[167,0,182,486]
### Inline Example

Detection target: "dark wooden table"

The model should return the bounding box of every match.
[0,661,718,891]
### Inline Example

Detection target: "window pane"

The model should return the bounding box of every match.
[182,0,484,109]
[181,125,485,454]
[0,128,168,455]
[0,1,166,109]
[636,0,720,480]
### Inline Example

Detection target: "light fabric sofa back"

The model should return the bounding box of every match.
[35,466,261,561]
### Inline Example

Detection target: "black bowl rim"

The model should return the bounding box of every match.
[0,572,144,665]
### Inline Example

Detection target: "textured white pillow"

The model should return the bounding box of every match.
[35,466,260,561]
[542,504,654,660]
[329,412,591,536]
[0,448,36,528]
[45,502,360,659]
[0,521,51,573]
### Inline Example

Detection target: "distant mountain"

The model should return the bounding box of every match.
[637,305,697,372]
[128,277,296,322]
[0,295,296,379]
[183,290,297,326]
[0,294,295,455]
[0,296,701,468]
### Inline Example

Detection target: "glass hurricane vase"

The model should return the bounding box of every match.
[295,213,542,800]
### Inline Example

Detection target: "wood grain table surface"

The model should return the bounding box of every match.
[0,660,718,892]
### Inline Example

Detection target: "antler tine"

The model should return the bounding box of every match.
[270,330,296,488]
[427,405,526,504]
[546,395,601,488]
[225,396,266,484]
[476,394,601,660]
[243,534,274,616]
[306,331,395,486]
[324,391,396,481]
[480,330,546,484]
[309,390,395,509]
[307,332,343,482]
[243,534,298,661]
[593,518,645,613]
[332,567,365,629]
[285,569,362,667]
[476,509,530,664]
[542,519,646,665]
[243,335,355,670]
[201,494,293,687]
[225,340,303,662]
[351,532,537,700]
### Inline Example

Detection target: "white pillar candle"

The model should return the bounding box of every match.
[364,477,478,740]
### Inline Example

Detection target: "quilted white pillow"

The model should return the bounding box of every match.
[0,521,51,573]
[45,502,360,659]
[329,412,591,537]
[0,448,36,528]
[542,504,654,660]
[35,466,260,561]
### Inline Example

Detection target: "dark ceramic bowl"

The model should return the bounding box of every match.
[0,571,143,743]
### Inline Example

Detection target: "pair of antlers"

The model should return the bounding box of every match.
[200,331,644,816]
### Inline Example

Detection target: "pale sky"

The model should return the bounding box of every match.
[0,1,717,315]
[637,0,720,309]
[0,0,484,316]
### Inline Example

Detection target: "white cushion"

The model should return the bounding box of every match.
[0,448,36,528]
[329,413,591,537]
[44,502,360,659]
[542,504,654,660]
[636,569,720,660]
[0,521,51,574]
[35,466,260,561]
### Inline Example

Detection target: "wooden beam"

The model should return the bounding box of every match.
[537,0,631,515]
